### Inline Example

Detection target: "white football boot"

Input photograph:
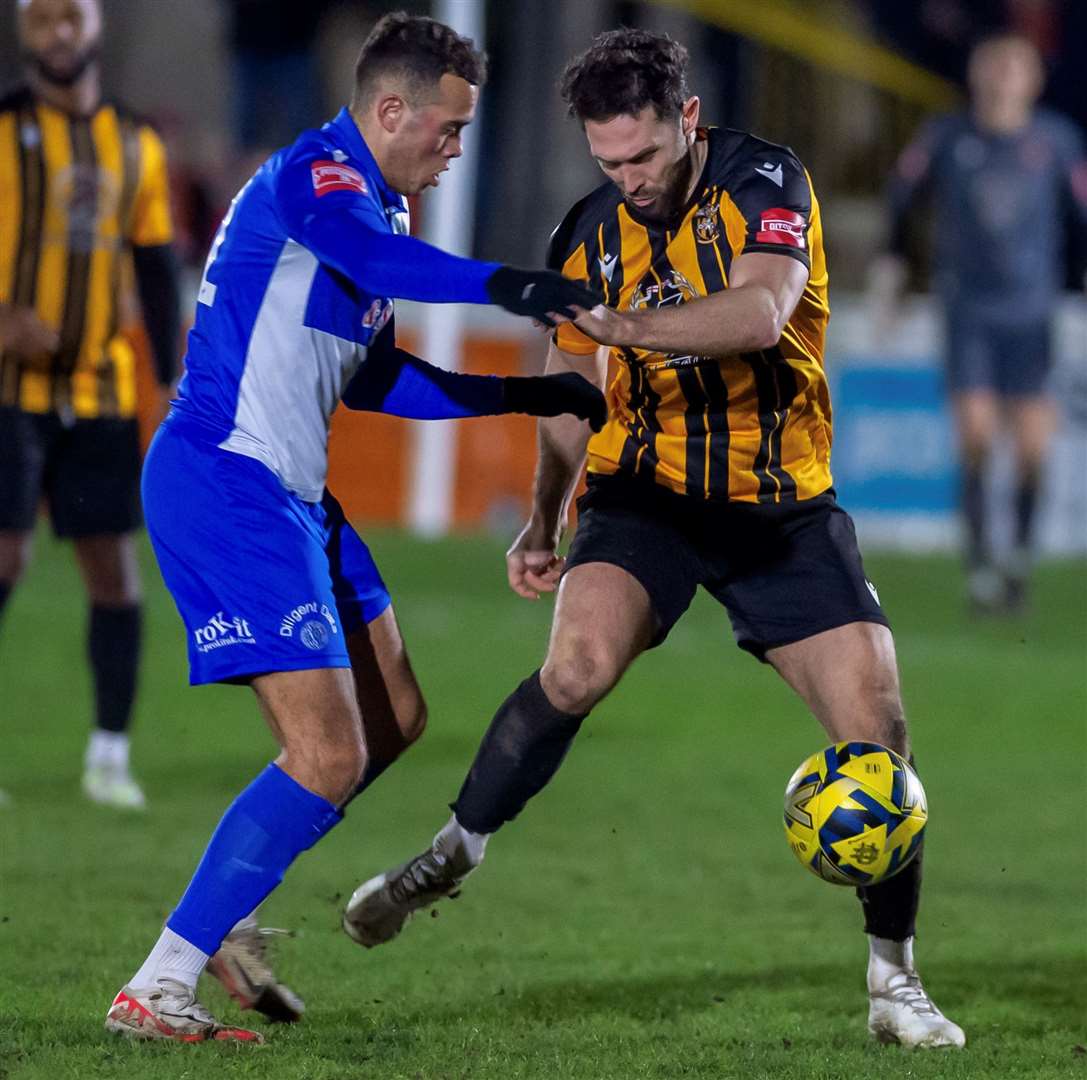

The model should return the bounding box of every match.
[207,916,305,1022]
[867,937,965,1048]
[104,978,264,1043]
[82,764,147,810]
[344,817,485,947]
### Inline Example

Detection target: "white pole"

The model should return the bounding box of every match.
[406,0,486,536]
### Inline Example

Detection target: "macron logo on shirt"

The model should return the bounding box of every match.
[311,160,368,197]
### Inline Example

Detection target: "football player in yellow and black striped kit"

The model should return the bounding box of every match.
[0,0,179,810]
[343,29,966,1052]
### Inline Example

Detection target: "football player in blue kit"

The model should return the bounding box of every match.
[103,13,603,1043]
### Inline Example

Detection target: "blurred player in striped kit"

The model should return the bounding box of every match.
[0,0,180,809]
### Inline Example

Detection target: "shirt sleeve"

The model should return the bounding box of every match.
[886,117,944,257]
[1056,121,1087,272]
[129,124,174,248]
[342,317,504,418]
[727,144,813,270]
[545,212,600,357]
[132,243,180,386]
[274,151,500,304]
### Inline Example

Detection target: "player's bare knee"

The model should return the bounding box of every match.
[0,532,32,584]
[282,729,367,804]
[76,535,142,606]
[541,644,615,715]
[331,727,369,796]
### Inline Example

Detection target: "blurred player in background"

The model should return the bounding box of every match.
[103,13,603,1043]
[0,0,180,808]
[873,32,1087,614]
[345,28,966,1051]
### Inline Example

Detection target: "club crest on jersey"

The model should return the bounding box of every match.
[694,203,721,244]
[280,601,339,643]
[311,160,368,197]
[756,208,806,250]
[629,268,699,310]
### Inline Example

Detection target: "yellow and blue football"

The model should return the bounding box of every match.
[783,741,927,886]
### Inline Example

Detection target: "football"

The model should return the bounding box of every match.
[783,741,927,886]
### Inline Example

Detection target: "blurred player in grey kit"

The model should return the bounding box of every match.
[873,32,1087,613]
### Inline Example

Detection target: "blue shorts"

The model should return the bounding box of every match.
[945,309,1053,397]
[142,413,391,686]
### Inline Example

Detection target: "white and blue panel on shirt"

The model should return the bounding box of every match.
[178,107,408,504]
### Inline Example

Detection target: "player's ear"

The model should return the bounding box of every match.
[375,92,407,134]
[680,96,700,140]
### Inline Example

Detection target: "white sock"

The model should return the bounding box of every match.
[85,730,130,772]
[867,934,916,992]
[229,912,258,935]
[130,927,210,991]
[438,815,489,868]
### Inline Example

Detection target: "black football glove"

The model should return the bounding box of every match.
[486,266,602,327]
[503,372,607,431]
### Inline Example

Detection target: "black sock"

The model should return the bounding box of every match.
[452,670,586,834]
[856,842,923,942]
[0,581,10,621]
[88,604,142,733]
[1014,466,1040,554]
[855,755,923,941]
[962,458,988,568]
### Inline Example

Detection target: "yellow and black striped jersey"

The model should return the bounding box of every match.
[548,127,832,503]
[0,87,173,419]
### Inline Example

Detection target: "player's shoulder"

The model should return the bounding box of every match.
[276,122,377,200]
[929,110,969,140]
[1031,108,1085,155]
[705,127,815,212]
[707,128,811,195]
[546,180,622,270]
[103,97,157,128]
[903,110,966,160]
[710,128,805,176]
[0,84,34,116]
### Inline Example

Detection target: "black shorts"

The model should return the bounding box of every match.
[565,474,889,660]
[0,407,142,538]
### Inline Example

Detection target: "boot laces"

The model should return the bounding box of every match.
[880,972,940,1018]
[150,978,216,1024]
[388,850,460,905]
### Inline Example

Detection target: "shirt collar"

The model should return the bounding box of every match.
[326,107,403,209]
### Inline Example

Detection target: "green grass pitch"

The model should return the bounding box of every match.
[1,528,1084,1079]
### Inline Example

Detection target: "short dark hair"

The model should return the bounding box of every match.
[560,28,689,124]
[353,12,487,107]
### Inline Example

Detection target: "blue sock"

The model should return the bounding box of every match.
[166,763,341,955]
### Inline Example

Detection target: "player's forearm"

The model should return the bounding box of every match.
[133,244,181,386]
[530,416,590,536]
[528,342,606,531]
[343,346,504,418]
[611,283,787,356]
